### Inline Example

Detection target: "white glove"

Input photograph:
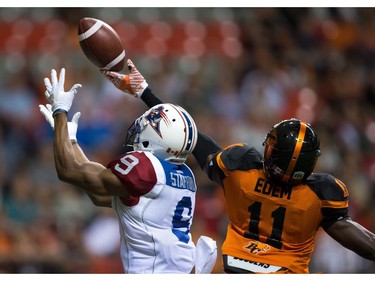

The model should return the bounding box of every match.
[39,103,81,142]
[44,68,82,115]
[100,59,148,98]
[195,236,217,274]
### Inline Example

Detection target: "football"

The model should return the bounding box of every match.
[78,17,125,72]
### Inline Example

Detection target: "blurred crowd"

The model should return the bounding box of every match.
[1,7,375,273]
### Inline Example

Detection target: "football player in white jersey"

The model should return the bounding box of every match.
[39,68,217,274]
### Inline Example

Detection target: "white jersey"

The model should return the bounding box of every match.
[107,151,197,273]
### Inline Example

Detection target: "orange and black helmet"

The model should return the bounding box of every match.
[263,118,321,185]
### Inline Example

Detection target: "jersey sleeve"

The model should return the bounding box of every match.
[107,151,158,197]
[307,173,350,229]
[218,144,263,171]
[206,143,263,186]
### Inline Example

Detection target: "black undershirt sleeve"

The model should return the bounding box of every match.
[140,87,222,169]
[193,132,222,169]
[141,87,163,107]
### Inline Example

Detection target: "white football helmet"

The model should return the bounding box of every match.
[126,103,198,164]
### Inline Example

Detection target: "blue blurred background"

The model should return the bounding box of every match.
[0,7,375,273]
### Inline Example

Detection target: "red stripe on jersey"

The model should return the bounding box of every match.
[107,152,158,198]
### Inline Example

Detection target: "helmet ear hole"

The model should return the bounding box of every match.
[142,141,149,148]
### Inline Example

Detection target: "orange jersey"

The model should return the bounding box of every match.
[206,144,349,273]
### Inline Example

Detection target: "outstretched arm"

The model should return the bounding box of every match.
[43,68,129,201]
[52,112,111,195]
[325,217,375,261]
[69,134,112,207]
[53,112,123,203]
[101,59,223,169]
[71,142,113,207]
[39,102,113,207]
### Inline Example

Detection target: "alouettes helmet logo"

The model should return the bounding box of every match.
[145,105,171,138]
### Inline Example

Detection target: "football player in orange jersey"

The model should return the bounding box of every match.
[101,59,375,273]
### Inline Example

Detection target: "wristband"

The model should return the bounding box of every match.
[53,109,68,117]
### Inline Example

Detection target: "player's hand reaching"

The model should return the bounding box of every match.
[39,103,81,142]
[44,68,82,115]
[100,59,148,98]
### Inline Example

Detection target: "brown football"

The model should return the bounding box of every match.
[78,17,125,71]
